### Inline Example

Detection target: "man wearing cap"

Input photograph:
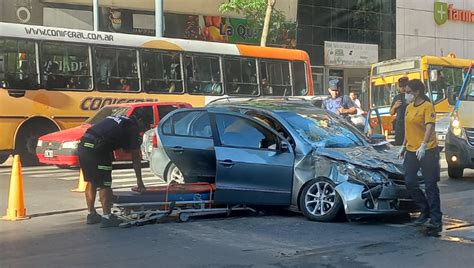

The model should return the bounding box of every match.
[322,79,357,117]
[390,77,409,145]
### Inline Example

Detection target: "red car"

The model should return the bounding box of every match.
[36,102,191,167]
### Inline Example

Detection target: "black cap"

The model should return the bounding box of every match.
[398,77,409,87]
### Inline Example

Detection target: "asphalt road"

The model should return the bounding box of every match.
[0,161,473,268]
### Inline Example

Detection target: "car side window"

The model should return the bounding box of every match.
[162,111,212,138]
[130,106,154,129]
[216,114,278,150]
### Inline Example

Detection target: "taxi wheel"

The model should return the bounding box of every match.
[448,167,463,178]
[299,178,342,222]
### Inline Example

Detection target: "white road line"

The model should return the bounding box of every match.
[54,175,158,181]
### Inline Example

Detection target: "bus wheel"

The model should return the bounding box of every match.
[0,153,10,165]
[15,119,59,166]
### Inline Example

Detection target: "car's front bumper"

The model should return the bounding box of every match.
[336,181,417,217]
[36,147,79,166]
[445,131,474,169]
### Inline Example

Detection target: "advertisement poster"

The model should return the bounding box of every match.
[165,13,295,48]
[97,9,295,48]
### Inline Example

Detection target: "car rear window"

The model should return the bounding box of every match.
[86,106,130,124]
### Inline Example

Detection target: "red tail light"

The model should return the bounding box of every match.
[152,133,158,148]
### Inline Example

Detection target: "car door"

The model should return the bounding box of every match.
[158,109,215,182]
[211,112,294,206]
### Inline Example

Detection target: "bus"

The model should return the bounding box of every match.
[0,22,313,165]
[369,55,473,134]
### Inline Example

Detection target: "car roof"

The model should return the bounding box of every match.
[207,97,328,115]
[106,101,190,108]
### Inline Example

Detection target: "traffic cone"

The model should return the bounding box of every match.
[2,155,29,221]
[71,169,87,192]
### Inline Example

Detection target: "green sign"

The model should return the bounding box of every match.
[434,1,448,25]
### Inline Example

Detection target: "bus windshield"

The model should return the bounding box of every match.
[428,66,464,104]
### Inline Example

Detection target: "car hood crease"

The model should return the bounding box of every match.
[314,146,404,175]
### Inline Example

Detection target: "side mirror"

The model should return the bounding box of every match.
[280,141,290,152]
[370,134,386,143]
[430,70,438,82]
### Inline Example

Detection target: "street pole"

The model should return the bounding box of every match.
[155,0,163,37]
[93,0,99,31]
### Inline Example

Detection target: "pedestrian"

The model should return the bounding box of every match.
[349,91,364,115]
[390,77,409,145]
[322,79,357,117]
[78,111,147,227]
[399,79,442,236]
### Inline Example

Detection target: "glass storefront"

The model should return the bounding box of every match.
[297,0,396,65]
[297,0,396,97]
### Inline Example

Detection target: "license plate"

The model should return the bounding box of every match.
[438,134,446,141]
[44,150,54,158]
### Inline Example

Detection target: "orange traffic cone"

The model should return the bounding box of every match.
[2,155,29,221]
[71,169,87,192]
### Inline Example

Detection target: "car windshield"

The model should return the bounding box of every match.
[278,111,367,148]
[86,106,130,124]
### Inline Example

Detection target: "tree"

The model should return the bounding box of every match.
[218,0,288,47]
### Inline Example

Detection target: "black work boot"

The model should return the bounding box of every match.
[86,212,102,225]
[100,214,123,228]
[412,213,430,226]
[422,220,443,236]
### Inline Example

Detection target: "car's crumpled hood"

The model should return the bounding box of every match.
[314,145,403,175]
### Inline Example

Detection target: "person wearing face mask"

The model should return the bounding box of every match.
[390,77,409,145]
[399,79,442,236]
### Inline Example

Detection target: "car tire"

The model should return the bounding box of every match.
[165,163,185,184]
[448,166,463,178]
[299,178,343,222]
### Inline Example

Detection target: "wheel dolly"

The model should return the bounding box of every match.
[112,182,256,228]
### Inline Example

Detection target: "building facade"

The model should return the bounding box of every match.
[296,0,396,96]
[397,0,474,59]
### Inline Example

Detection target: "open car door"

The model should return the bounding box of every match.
[211,112,294,206]
[364,108,386,143]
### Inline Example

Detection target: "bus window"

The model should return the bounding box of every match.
[371,84,392,107]
[142,50,183,93]
[224,57,258,96]
[260,60,291,96]
[292,61,308,96]
[185,54,222,95]
[428,66,464,104]
[95,47,139,92]
[0,38,37,89]
[41,42,90,90]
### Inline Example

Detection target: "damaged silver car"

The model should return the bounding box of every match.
[147,99,417,221]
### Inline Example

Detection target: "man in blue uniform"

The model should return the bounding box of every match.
[322,79,357,117]
[78,112,148,227]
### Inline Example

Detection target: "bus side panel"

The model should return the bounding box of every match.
[0,117,22,152]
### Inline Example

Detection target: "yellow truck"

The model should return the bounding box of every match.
[445,65,474,178]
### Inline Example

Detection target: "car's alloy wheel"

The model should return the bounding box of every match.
[299,178,342,222]
[166,163,185,184]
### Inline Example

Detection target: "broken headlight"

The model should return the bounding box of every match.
[341,163,388,186]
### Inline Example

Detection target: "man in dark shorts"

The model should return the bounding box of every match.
[78,112,147,227]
